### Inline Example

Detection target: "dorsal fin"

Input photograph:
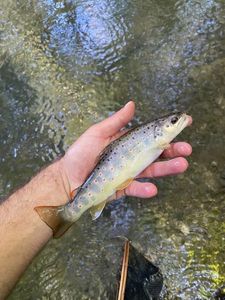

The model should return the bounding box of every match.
[94,129,132,165]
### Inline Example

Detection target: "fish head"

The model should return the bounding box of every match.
[154,112,190,144]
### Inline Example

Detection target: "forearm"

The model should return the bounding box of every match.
[0,159,69,298]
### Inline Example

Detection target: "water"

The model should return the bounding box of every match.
[0,0,225,298]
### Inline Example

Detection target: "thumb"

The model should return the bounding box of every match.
[93,101,135,137]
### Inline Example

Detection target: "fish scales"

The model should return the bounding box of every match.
[35,112,191,237]
[72,124,158,215]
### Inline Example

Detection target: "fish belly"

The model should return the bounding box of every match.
[90,147,162,206]
[68,146,163,221]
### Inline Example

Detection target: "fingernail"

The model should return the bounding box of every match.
[179,144,192,156]
[144,185,152,193]
[124,100,134,108]
[173,160,181,167]
[145,184,157,195]
[124,101,131,108]
[178,145,186,154]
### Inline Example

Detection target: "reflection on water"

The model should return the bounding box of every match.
[0,0,225,299]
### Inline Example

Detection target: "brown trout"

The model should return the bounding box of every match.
[35,113,191,237]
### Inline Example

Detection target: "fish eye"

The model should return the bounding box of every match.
[171,116,179,124]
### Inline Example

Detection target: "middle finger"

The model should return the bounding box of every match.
[161,142,192,158]
[138,157,189,179]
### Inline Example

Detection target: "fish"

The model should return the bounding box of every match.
[35,112,191,238]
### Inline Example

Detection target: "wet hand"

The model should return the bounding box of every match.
[61,101,192,200]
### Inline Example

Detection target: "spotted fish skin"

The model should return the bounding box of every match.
[66,122,161,220]
[35,112,190,237]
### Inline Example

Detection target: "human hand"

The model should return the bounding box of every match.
[60,101,192,200]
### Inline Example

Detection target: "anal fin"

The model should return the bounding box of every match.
[90,201,107,220]
[158,142,170,150]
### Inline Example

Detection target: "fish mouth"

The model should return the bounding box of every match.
[187,115,193,126]
[177,113,191,131]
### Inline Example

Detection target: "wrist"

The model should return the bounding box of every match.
[56,157,71,203]
[59,154,82,199]
[43,158,71,206]
[0,159,71,297]
[23,158,71,208]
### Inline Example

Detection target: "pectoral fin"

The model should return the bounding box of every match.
[116,178,133,191]
[90,201,107,220]
[70,189,77,200]
[69,185,82,200]
[158,142,170,150]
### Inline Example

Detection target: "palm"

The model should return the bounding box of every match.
[64,131,111,189]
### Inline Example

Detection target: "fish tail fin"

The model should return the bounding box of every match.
[34,205,73,238]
